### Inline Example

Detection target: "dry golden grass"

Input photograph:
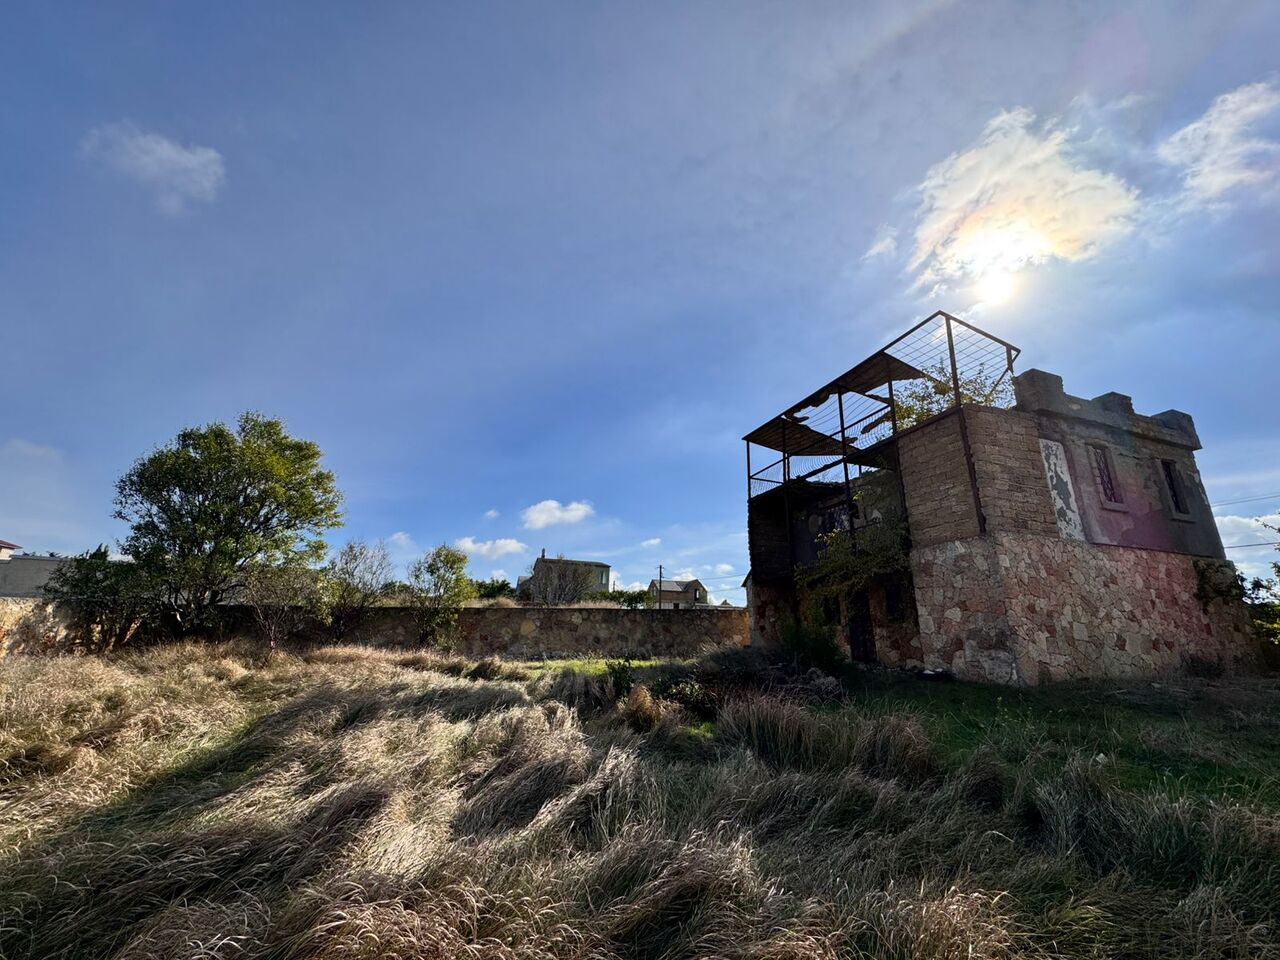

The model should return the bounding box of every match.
[0,643,1277,959]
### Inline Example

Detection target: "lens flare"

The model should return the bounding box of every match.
[975,270,1017,304]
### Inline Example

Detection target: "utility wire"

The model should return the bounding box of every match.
[1224,541,1280,550]
[1211,492,1280,508]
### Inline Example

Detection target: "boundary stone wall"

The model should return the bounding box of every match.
[1,599,749,660]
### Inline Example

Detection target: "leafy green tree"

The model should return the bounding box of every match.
[406,545,476,644]
[114,412,343,634]
[325,540,393,639]
[586,589,650,609]
[42,546,157,652]
[474,576,516,600]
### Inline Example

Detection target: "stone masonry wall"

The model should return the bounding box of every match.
[907,532,1255,684]
[897,412,981,547]
[964,407,1061,539]
[0,598,72,655]
[2,600,749,661]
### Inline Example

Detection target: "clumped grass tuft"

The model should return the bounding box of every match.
[0,644,1278,959]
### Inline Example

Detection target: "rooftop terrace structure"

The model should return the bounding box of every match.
[744,311,1255,684]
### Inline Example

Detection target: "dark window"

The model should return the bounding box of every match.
[1089,445,1122,504]
[1161,460,1190,515]
[884,580,909,623]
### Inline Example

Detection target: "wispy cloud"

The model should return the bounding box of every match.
[521,499,595,529]
[862,223,898,260]
[484,509,500,520]
[1158,81,1280,209]
[82,121,225,214]
[455,536,528,559]
[713,562,735,575]
[909,108,1138,290]
[640,537,662,548]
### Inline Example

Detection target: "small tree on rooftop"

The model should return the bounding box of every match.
[406,544,476,646]
[893,361,1014,430]
[114,412,343,635]
[324,539,393,639]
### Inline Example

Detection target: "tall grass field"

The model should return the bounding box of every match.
[1,644,1278,959]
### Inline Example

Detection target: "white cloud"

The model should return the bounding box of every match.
[713,563,735,575]
[455,536,528,559]
[640,537,662,548]
[489,569,507,581]
[484,509,500,520]
[384,531,421,570]
[82,121,225,214]
[1159,82,1280,208]
[1215,512,1279,581]
[910,108,1139,290]
[862,223,898,260]
[521,499,595,530]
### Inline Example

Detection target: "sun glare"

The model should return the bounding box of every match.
[976,270,1017,305]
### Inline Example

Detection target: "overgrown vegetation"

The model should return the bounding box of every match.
[406,543,476,645]
[893,361,1015,430]
[44,412,344,646]
[2,644,1278,959]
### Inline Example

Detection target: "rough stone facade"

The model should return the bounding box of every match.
[899,534,1253,683]
[453,606,748,659]
[0,598,72,654]
[897,414,981,547]
[749,360,1258,685]
[337,606,749,659]
[886,370,1254,684]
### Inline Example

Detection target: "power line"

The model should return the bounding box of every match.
[1225,541,1280,550]
[1211,492,1280,508]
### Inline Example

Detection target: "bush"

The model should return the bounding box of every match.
[605,659,635,698]
[41,546,156,652]
[622,684,663,732]
[406,545,476,646]
[778,619,847,676]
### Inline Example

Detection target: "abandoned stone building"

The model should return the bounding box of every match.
[744,311,1255,684]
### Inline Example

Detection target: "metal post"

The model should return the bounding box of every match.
[945,315,987,536]
[781,420,794,576]
[836,391,857,536]
[887,379,898,435]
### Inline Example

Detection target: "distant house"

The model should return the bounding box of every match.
[517,549,611,603]
[648,578,708,609]
[0,540,68,598]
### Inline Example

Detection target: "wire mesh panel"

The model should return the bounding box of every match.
[745,311,1020,576]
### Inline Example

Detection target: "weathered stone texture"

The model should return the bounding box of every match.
[453,606,749,659]
[0,598,72,654]
[897,414,981,546]
[907,533,1255,684]
[2,601,749,661]
[965,407,1060,538]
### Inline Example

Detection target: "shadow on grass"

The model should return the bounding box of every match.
[0,676,532,960]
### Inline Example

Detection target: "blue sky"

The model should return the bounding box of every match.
[3,1,1279,600]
